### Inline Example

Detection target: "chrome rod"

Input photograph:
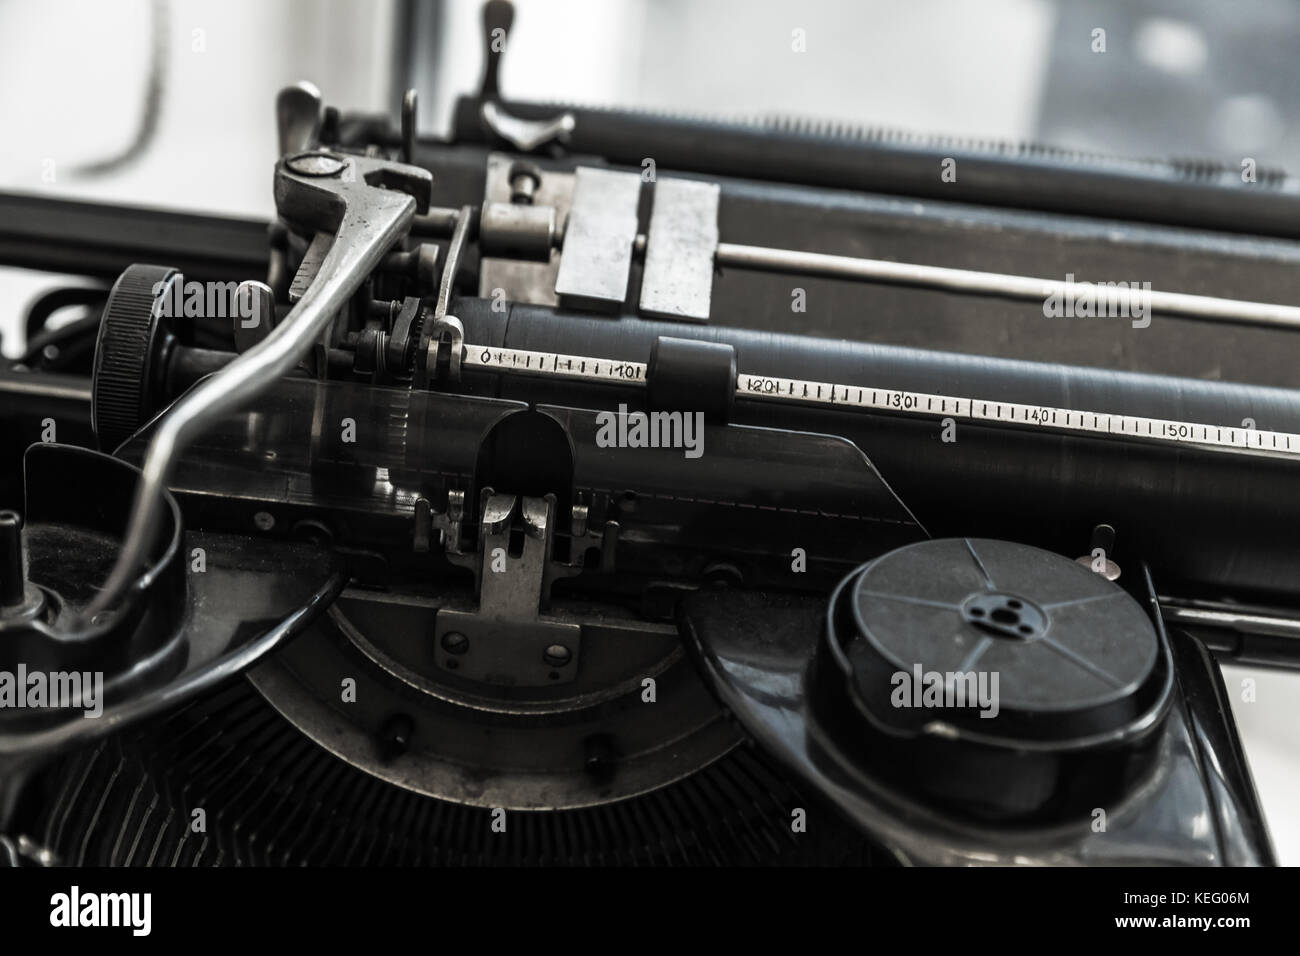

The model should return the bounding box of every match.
[714,242,1300,330]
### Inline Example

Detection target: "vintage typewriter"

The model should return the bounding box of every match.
[1,0,1296,868]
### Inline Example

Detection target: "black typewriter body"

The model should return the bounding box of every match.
[2,0,1298,871]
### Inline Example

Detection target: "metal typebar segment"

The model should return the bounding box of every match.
[457,343,1300,459]
[714,242,1300,331]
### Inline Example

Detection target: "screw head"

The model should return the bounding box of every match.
[543,643,571,667]
[441,631,469,655]
[285,152,347,177]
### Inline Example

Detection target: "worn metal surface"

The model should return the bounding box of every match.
[84,149,432,620]
[639,178,719,322]
[433,493,582,687]
[477,152,571,307]
[554,166,641,310]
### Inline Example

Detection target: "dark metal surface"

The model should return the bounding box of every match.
[450,95,1300,240]
[678,562,1274,865]
[450,299,1300,606]
[29,675,869,865]
[0,443,343,765]
[0,191,268,282]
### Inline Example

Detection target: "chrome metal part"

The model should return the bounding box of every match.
[480,100,575,153]
[417,205,473,386]
[401,88,418,164]
[639,178,720,322]
[433,493,582,686]
[275,81,322,157]
[477,153,573,307]
[479,201,556,260]
[715,242,1300,331]
[288,233,331,304]
[231,280,275,353]
[83,151,432,621]
[554,167,642,310]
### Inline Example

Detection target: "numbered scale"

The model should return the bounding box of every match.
[463,344,1299,459]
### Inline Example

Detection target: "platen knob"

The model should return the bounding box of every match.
[92,264,179,451]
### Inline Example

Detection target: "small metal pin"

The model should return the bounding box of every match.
[0,510,26,608]
[233,281,276,353]
[1078,523,1121,581]
[401,88,418,164]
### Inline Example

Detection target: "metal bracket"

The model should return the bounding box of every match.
[639,178,720,322]
[83,149,432,621]
[477,153,573,308]
[416,206,473,387]
[554,167,642,311]
[433,492,582,686]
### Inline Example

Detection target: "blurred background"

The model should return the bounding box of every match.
[4,0,1300,216]
[1,0,1298,861]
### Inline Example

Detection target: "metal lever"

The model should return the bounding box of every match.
[82,151,432,623]
[478,0,513,101]
[474,0,574,151]
[275,81,323,157]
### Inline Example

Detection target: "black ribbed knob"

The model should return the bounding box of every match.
[92,264,179,451]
